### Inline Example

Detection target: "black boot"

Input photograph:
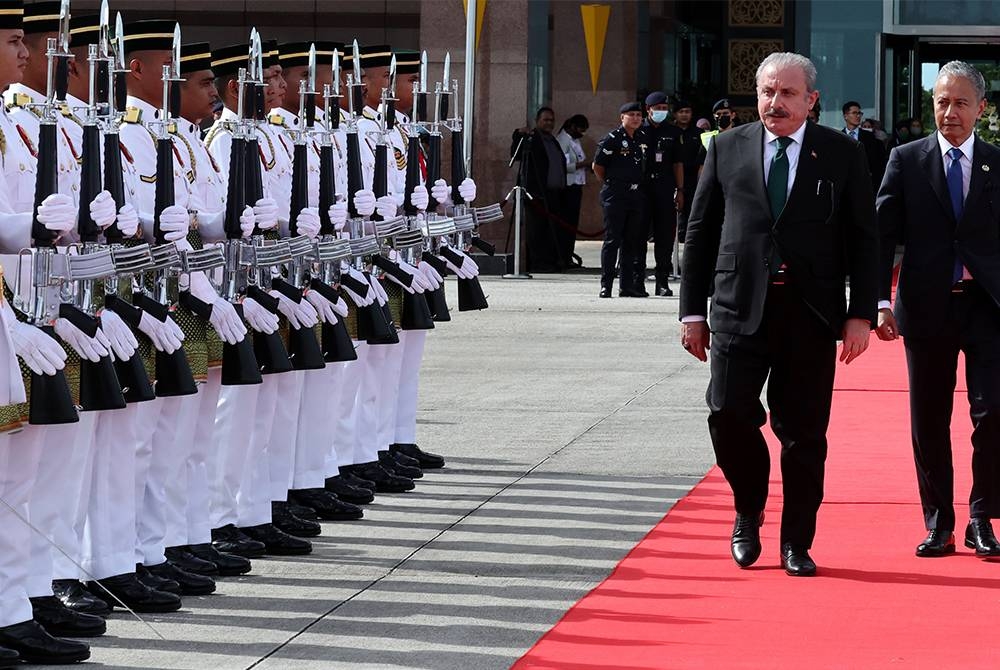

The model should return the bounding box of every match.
[29,597,106,638]
[164,546,220,576]
[145,561,216,596]
[186,543,252,576]
[325,475,375,505]
[288,489,365,520]
[349,461,414,493]
[211,524,267,558]
[391,443,445,469]
[272,501,322,538]
[378,451,423,479]
[239,523,312,555]
[89,572,182,613]
[0,620,89,665]
[51,579,111,617]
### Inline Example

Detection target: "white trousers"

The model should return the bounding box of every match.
[159,391,202,550]
[235,375,276,528]
[377,339,405,453]
[187,370,222,546]
[353,343,386,465]
[322,363,346,478]
[210,382,258,529]
[132,398,163,565]
[292,368,335,490]
[267,369,302,502]
[394,330,427,444]
[0,428,42,627]
[333,346,366,470]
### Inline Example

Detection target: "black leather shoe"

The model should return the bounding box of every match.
[135,563,181,595]
[0,645,17,667]
[165,546,220,576]
[211,524,267,558]
[0,620,89,665]
[599,287,612,298]
[731,511,764,568]
[285,501,318,521]
[350,462,415,493]
[618,289,648,298]
[146,561,216,596]
[387,449,421,469]
[272,501,322,537]
[656,286,674,297]
[965,518,1000,557]
[52,580,111,617]
[916,529,956,557]
[780,543,817,576]
[90,572,181,613]
[325,475,376,504]
[186,543,252,576]
[391,443,445,469]
[239,523,312,555]
[339,468,377,491]
[29,597,106,638]
[289,489,364,521]
[378,452,423,479]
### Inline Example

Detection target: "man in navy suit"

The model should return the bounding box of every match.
[876,61,1000,560]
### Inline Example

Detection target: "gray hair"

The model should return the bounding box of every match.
[935,61,986,100]
[755,52,817,92]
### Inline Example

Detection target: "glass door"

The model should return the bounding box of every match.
[878,33,919,138]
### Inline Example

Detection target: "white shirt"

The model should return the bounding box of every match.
[763,120,808,198]
[556,129,586,187]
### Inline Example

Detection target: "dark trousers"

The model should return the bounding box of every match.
[526,189,565,273]
[707,284,837,548]
[557,184,582,267]
[600,189,645,292]
[643,180,678,287]
[677,185,696,245]
[904,285,1000,532]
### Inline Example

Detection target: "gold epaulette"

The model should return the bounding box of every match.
[362,108,377,121]
[269,114,286,127]
[0,127,6,166]
[7,93,30,109]
[123,107,142,124]
[59,103,73,118]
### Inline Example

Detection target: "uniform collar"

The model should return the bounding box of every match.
[7,83,44,105]
[219,106,238,122]
[270,106,298,127]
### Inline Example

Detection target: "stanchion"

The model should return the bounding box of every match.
[503,183,532,279]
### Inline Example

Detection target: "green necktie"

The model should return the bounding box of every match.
[767,136,793,220]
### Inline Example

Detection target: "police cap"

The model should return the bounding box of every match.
[619,101,642,115]
[644,91,668,107]
[712,98,731,113]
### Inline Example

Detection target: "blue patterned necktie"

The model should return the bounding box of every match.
[946,146,965,282]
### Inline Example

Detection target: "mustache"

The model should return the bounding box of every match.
[764,108,790,118]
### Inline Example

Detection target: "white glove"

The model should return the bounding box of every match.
[242,297,280,334]
[137,311,183,353]
[114,203,139,237]
[418,260,443,290]
[270,290,319,329]
[353,189,376,217]
[209,297,248,345]
[367,273,389,306]
[441,248,472,279]
[98,308,138,361]
[375,195,398,220]
[430,178,451,208]
[239,205,256,238]
[54,317,111,363]
[458,177,477,203]
[10,321,66,375]
[330,292,349,318]
[305,290,339,325]
[89,190,117,229]
[410,184,429,211]
[399,258,432,293]
[253,197,279,231]
[165,315,185,344]
[341,265,373,306]
[158,204,190,242]
[455,247,481,277]
[329,199,348,232]
[36,192,76,233]
[294,207,321,239]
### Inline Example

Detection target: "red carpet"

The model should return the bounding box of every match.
[513,339,999,670]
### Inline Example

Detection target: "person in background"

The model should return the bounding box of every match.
[674,99,702,276]
[640,91,684,296]
[555,114,589,269]
[696,118,711,131]
[842,100,887,193]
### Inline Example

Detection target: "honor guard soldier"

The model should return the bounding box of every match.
[640,91,684,297]
[593,101,648,298]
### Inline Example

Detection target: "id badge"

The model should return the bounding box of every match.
[655,151,663,163]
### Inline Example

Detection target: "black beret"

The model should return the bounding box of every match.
[23,0,60,35]
[0,1,24,31]
[644,91,668,107]
[619,101,642,115]
[69,12,99,49]
[712,98,731,113]
[124,19,175,54]
[210,43,249,78]
[394,49,419,75]
[180,42,212,75]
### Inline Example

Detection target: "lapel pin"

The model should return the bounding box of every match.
[983,164,990,172]
[810,150,817,159]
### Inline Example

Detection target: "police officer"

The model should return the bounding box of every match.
[697,98,737,169]
[640,91,683,297]
[593,101,647,298]
[673,99,701,255]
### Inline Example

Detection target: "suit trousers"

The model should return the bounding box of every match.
[557,185,582,267]
[526,190,565,273]
[706,284,837,548]
[904,285,1000,531]
[600,189,645,292]
[643,180,679,286]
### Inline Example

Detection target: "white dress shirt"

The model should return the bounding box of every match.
[556,129,586,187]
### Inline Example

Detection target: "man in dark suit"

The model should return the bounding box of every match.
[679,52,879,576]
[875,61,1000,560]
[842,100,887,193]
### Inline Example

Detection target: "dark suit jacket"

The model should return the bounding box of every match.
[856,129,888,194]
[510,128,562,203]
[680,121,880,336]
[876,132,1000,338]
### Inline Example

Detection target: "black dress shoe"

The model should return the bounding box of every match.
[272,501,322,537]
[599,287,612,298]
[135,563,181,595]
[90,572,181,613]
[350,462,415,493]
[965,518,1000,557]
[146,561,216,596]
[289,489,365,521]
[211,524,267,558]
[165,546,220,576]
[285,501,319,521]
[655,286,674,297]
[29,597,106,638]
[386,449,421,469]
[0,645,17,668]
[731,511,764,568]
[186,543,252,576]
[916,529,956,557]
[339,467,377,491]
[52,580,111,617]
[618,289,648,298]
[780,543,817,576]
[378,452,423,479]
[325,475,376,504]
[391,443,445,469]
[0,620,89,665]
[239,523,312,555]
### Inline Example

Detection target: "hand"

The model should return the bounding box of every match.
[458,177,477,203]
[329,292,349,318]
[137,311,183,353]
[209,297,248,345]
[239,205,256,238]
[353,189,376,217]
[375,195,398,220]
[158,204,190,242]
[840,317,871,365]
[410,184,429,211]
[294,207,321,238]
[36,192,75,233]
[453,248,480,277]
[876,308,898,341]
[305,290,339,324]
[680,321,710,362]
[10,321,66,375]
[98,308,139,361]
[391,256,431,294]
[270,290,319,329]
[418,260,443,290]
[430,178,451,207]
[329,199,348,231]
[367,273,389,306]
[89,190,117,229]
[242,297,280,334]
[253,197,279,231]
[114,203,139,237]
[674,190,685,212]
[342,266,373,306]
[54,317,111,362]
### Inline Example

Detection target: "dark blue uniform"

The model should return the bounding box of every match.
[640,119,682,293]
[595,125,647,295]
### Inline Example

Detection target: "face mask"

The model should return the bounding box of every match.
[650,110,669,123]
[717,115,732,130]
[910,126,922,136]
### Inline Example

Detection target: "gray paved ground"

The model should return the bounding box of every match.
[76,241,716,670]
